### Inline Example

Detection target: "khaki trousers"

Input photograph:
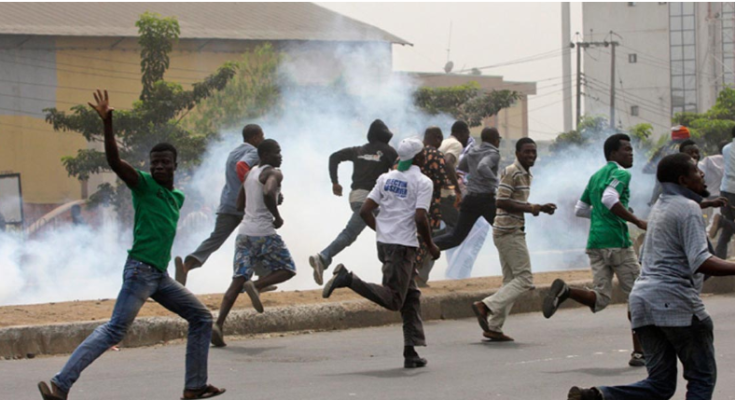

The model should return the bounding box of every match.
[482,229,533,333]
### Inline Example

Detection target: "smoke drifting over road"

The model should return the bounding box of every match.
[0,43,657,306]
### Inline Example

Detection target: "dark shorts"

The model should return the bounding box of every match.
[233,234,296,280]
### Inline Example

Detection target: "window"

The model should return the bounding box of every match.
[629,53,637,63]
[628,2,636,6]
[631,105,640,116]
[722,3,735,86]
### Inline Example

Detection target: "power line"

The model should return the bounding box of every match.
[457,48,565,73]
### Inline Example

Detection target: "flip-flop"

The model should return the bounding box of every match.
[37,382,65,400]
[182,384,226,399]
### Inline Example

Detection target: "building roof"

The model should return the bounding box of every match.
[0,2,410,45]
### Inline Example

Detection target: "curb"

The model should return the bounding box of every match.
[2,276,733,359]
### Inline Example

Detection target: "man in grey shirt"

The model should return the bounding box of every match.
[568,153,732,400]
[433,127,500,250]
[175,124,264,286]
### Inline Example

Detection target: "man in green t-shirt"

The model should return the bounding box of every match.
[37,91,225,400]
[542,134,648,368]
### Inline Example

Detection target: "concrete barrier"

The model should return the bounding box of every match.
[1,276,733,359]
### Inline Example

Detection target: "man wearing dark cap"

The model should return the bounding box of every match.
[309,119,398,285]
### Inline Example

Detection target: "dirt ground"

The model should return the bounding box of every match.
[0,270,592,328]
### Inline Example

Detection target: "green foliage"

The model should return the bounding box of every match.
[550,115,613,152]
[183,44,281,138]
[628,123,655,154]
[671,87,735,155]
[45,13,240,215]
[136,12,180,100]
[414,81,520,127]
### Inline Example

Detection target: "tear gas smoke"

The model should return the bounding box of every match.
[0,43,658,306]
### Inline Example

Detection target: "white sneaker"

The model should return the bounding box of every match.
[309,254,325,285]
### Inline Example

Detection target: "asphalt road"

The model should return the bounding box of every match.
[4,294,735,400]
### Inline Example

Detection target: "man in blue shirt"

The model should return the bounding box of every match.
[568,153,735,400]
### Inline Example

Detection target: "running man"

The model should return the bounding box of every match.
[432,127,502,250]
[471,138,556,341]
[414,126,450,286]
[37,90,224,400]
[210,139,296,347]
[175,124,264,286]
[309,119,397,285]
[543,133,647,367]
[567,153,729,400]
[322,137,439,369]
[437,120,470,233]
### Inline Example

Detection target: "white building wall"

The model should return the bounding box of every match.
[582,2,671,135]
[583,2,728,139]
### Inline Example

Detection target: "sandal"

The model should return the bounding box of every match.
[182,384,226,399]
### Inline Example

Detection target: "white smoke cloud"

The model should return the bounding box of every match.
[0,42,659,306]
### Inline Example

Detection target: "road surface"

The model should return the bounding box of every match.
[4,294,735,400]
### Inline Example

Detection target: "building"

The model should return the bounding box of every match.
[582,2,732,136]
[406,72,536,140]
[0,2,409,223]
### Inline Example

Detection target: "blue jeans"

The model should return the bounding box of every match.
[52,258,213,393]
[599,316,716,400]
[320,201,368,267]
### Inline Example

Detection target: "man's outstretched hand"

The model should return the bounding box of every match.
[88,89,114,120]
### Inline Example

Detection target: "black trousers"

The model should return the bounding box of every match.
[349,243,425,347]
[433,193,496,251]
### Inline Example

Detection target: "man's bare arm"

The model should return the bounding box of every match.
[88,90,138,188]
[359,199,379,231]
[262,168,284,228]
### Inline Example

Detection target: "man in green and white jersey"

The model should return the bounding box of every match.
[543,133,648,368]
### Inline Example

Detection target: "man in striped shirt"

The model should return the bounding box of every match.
[471,138,556,341]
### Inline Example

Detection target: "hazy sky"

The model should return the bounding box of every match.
[320,2,584,140]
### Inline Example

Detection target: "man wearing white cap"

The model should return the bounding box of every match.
[322,137,439,369]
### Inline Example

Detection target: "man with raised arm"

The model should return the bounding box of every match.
[210,139,297,347]
[37,91,224,400]
[322,138,439,369]
[543,133,647,368]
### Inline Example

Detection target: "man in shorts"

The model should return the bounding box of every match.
[543,133,648,367]
[210,139,296,347]
[175,124,264,286]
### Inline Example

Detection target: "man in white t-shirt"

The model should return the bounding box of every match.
[322,137,440,369]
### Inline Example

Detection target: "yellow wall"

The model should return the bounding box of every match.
[0,37,267,206]
[0,36,393,208]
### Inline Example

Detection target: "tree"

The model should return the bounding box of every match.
[44,12,237,219]
[672,87,735,155]
[550,115,612,152]
[413,81,520,127]
[182,44,281,138]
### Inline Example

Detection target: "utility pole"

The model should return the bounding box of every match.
[576,42,582,128]
[562,2,573,132]
[609,35,618,129]
[574,39,619,130]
